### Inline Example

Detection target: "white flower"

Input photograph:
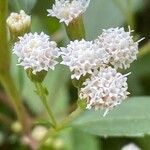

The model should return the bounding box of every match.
[7,10,31,33]
[61,39,109,80]
[121,143,141,150]
[13,32,60,74]
[79,67,130,116]
[95,27,140,69]
[47,0,90,25]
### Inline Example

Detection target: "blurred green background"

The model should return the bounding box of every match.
[0,0,150,150]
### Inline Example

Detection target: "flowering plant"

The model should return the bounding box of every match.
[0,0,149,150]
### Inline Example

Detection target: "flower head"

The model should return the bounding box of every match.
[13,32,60,74]
[79,67,130,116]
[47,0,90,25]
[95,27,140,69]
[61,39,109,80]
[7,10,31,34]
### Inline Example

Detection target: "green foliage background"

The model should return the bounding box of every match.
[0,0,150,149]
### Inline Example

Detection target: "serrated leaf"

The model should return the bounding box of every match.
[71,97,150,137]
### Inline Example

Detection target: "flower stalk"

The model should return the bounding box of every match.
[39,106,83,148]
[34,82,57,128]
[0,0,10,72]
[0,0,31,134]
[0,73,31,133]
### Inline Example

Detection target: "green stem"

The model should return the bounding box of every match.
[0,0,31,133]
[0,0,10,72]
[58,107,82,130]
[65,15,86,40]
[39,107,82,148]
[34,82,57,128]
[0,72,31,133]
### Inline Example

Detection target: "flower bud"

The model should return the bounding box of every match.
[7,10,31,39]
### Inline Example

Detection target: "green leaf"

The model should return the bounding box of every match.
[84,0,143,39]
[72,129,100,150]
[71,97,150,137]
[127,54,150,96]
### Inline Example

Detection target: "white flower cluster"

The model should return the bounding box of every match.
[7,10,31,33]
[60,27,141,114]
[12,25,140,115]
[95,27,139,69]
[80,67,130,116]
[13,32,60,74]
[47,0,90,25]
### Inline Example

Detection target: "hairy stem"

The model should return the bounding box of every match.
[34,82,57,128]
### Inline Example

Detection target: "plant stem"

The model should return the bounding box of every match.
[65,15,86,40]
[0,0,10,72]
[58,107,82,130]
[0,72,31,133]
[34,82,57,128]
[0,0,31,134]
[39,107,83,148]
